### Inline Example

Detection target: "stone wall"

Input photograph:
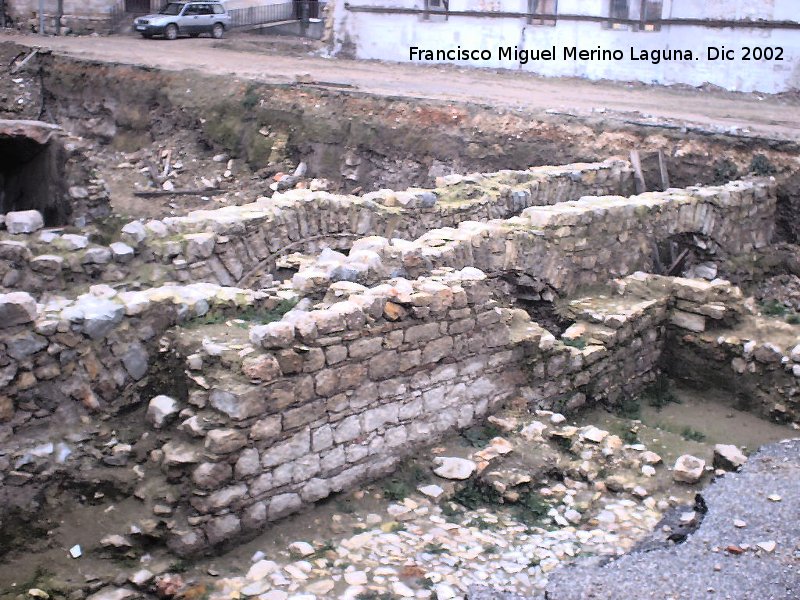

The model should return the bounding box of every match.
[616,272,800,422]
[153,268,525,553]
[0,151,791,559]
[0,159,631,294]
[293,178,777,296]
[0,282,290,432]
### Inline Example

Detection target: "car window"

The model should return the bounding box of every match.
[212,4,224,14]
[160,3,185,15]
[198,4,214,15]
[183,4,200,15]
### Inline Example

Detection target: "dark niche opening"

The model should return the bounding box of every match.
[0,121,69,226]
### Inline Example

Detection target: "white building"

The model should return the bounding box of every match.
[331,0,800,93]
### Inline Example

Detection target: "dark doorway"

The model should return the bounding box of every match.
[0,125,68,226]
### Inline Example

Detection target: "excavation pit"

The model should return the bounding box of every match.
[0,39,798,600]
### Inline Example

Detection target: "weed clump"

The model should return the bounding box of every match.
[681,426,707,442]
[749,154,776,176]
[644,374,680,409]
[562,337,587,350]
[461,424,502,448]
[713,158,739,184]
[614,397,641,420]
[451,480,502,510]
[382,478,413,502]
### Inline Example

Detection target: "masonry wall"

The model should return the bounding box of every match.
[332,0,800,93]
[664,327,800,422]
[7,0,124,33]
[0,283,284,429]
[0,160,631,294]
[160,269,526,553]
[292,178,777,297]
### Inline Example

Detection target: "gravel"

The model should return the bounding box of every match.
[542,438,800,600]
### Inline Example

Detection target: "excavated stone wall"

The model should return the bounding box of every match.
[0,283,288,430]
[0,151,794,559]
[162,269,524,553]
[292,179,777,296]
[0,159,631,293]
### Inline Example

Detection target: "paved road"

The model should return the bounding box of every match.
[4,31,800,142]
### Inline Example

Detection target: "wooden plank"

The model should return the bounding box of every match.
[11,48,39,74]
[630,149,646,194]
[133,188,225,198]
[658,150,671,190]
[666,248,690,276]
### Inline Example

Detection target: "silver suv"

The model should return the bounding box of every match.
[134,2,232,40]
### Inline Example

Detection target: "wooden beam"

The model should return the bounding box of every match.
[343,5,800,29]
[630,149,646,194]
[133,188,225,198]
[658,150,671,190]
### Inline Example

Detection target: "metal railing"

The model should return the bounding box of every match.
[229,1,325,28]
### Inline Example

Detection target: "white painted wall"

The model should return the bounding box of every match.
[332,0,800,93]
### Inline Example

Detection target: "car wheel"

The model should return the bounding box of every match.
[165,24,178,40]
[211,23,224,39]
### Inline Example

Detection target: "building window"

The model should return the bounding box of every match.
[423,0,448,20]
[641,0,662,30]
[609,0,629,20]
[528,0,557,26]
[608,0,662,31]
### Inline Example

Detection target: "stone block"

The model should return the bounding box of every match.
[5,210,44,234]
[205,429,248,454]
[669,310,706,332]
[260,430,310,467]
[268,493,302,520]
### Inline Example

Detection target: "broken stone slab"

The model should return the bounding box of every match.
[246,559,279,580]
[121,221,147,245]
[0,292,38,328]
[669,309,706,332]
[162,441,201,466]
[418,484,445,499]
[63,296,125,339]
[209,387,268,421]
[146,395,180,429]
[580,426,609,443]
[5,210,44,234]
[673,454,706,483]
[205,429,248,454]
[57,233,89,250]
[432,456,477,480]
[713,444,748,471]
[249,321,296,349]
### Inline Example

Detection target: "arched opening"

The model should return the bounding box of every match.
[0,120,69,226]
